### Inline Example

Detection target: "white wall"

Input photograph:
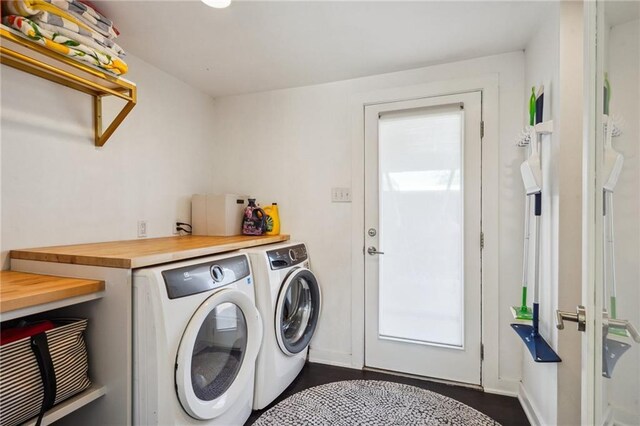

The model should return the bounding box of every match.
[1,55,217,267]
[606,17,640,424]
[520,5,560,424]
[209,51,526,394]
[520,3,584,425]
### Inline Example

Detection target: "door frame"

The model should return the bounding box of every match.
[350,75,502,391]
[581,1,601,424]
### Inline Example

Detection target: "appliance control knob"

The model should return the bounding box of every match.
[289,249,297,262]
[210,265,224,282]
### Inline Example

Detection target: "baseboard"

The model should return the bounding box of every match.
[308,348,353,368]
[609,404,637,426]
[518,382,541,426]
[484,386,518,398]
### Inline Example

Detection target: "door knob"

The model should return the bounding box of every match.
[367,246,384,256]
[556,305,586,332]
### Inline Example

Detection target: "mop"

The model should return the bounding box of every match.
[511,192,534,320]
[600,113,632,378]
[511,122,540,321]
[602,114,627,337]
[511,125,561,362]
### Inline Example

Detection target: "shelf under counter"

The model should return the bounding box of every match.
[0,271,105,321]
[22,385,107,426]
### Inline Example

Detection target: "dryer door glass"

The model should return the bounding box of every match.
[190,302,247,401]
[277,270,321,354]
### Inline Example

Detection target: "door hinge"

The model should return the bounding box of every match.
[480,232,485,250]
[481,343,484,361]
[480,121,485,138]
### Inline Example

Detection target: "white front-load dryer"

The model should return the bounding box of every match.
[242,242,322,410]
[133,253,263,425]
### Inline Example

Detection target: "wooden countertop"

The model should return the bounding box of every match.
[10,234,290,269]
[0,271,105,314]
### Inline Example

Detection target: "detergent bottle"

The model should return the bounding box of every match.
[242,199,266,235]
[263,203,280,236]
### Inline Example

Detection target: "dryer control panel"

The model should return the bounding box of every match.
[267,244,308,270]
[161,255,251,299]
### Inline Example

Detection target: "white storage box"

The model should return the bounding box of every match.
[192,194,249,236]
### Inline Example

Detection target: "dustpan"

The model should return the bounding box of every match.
[520,127,542,196]
[602,334,631,379]
[511,193,561,363]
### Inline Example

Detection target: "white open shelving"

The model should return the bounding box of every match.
[22,384,106,426]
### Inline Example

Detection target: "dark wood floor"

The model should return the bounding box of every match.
[246,362,529,425]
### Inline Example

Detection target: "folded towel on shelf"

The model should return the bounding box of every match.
[3,15,128,75]
[77,0,119,35]
[47,0,118,39]
[3,0,119,40]
[4,0,95,35]
[33,15,124,57]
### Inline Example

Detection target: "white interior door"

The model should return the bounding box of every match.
[364,92,482,385]
[583,2,640,424]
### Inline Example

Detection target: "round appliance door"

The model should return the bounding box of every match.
[275,268,322,356]
[175,289,262,420]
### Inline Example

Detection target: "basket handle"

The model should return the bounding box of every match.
[30,333,57,426]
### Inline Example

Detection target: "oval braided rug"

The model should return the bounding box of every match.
[253,380,500,426]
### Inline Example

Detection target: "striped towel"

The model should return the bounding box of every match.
[47,0,117,39]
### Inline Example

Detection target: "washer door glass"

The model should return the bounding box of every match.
[176,289,262,420]
[276,269,321,355]
[191,302,247,401]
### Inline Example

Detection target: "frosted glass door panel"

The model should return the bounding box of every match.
[378,109,464,348]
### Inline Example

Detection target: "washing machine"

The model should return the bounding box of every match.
[243,242,322,410]
[133,253,263,425]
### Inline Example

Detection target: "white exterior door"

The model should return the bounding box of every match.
[364,91,483,385]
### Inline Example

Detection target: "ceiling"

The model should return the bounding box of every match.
[605,1,640,27]
[100,1,552,98]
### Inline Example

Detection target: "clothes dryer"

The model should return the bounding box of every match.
[243,242,321,410]
[133,253,262,425]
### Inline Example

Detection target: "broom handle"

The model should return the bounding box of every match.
[533,193,542,336]
[534,193,542,305]
[607,191,618,317]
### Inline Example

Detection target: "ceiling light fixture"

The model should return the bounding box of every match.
[202,0,231,8]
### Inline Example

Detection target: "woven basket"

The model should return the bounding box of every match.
[0,319,91,426]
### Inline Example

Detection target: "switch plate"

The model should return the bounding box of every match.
[331,187,352,203]
[137,220,148,238]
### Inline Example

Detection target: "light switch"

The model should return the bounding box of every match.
[331,187,352,203]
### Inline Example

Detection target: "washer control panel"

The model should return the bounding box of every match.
[267,244,308,270]
[162,255,251,299]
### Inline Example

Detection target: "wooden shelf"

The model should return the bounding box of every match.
[0,25,136,147]
[22,385,106,426]
[0,271,105,321]
[11,234,291,269]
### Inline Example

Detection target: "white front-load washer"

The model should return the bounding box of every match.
[242,242,322,410]
[133,253,263,425]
